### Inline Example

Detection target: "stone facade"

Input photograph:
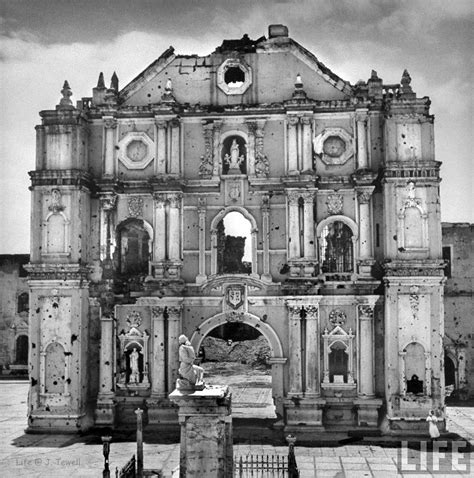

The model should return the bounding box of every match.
[0,255,29,374]
[442,223,474,401]
[27,25,445,434]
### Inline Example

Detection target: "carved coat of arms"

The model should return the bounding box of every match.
[226,285,244,310]
[326,193,343,215]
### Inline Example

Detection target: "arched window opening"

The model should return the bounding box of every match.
[45,342,65,394]
[15,335,28,365]
[222,135,247,174]
[217,212,252,274]
[321,221,353,273]
[405,342,425,394]
[329,341,348,383]
[116,219,150,276]
[18,292,29,314]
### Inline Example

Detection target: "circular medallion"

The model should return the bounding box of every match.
[127,140,148,162]
[323,136,346,158]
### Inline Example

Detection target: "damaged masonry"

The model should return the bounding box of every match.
[26,24,447,435]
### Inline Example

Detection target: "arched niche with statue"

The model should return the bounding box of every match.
[116,311,150,390]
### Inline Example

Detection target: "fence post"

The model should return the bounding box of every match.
[135,408,143,478]
[286,434,299,478]
[102,435,112,478]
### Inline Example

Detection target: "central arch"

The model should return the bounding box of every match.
[190,312,286,417]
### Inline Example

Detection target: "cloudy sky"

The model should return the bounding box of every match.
[0,0,472,253]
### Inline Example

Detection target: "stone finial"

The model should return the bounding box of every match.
[110,72,119,91]
[370,70,379,80]
[57,80,74,109]
[97,72,105,89]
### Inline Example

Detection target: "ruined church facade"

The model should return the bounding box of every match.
[27,25,445,434]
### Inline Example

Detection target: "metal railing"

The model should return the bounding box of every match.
[116,454,136,478]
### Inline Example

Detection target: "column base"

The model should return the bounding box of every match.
[284,397,326,428]
[95,395,116,427]
[146,395,178,427]
[357,259,376,278]
[354,397,382,427]
[27,410,93,434]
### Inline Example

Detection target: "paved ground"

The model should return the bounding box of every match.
[0,382,472,477]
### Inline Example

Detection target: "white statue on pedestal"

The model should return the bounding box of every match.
[224,139,245,172]
[129,347,140,384]
[177,335,205,390]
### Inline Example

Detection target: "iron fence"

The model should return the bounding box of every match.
[116,454,136,478]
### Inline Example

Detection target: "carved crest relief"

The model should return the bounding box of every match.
[226,285,245,310]
[128,197,144,217]
[326,193,343,215]
[49,189,65,213]
[329,309,347,326]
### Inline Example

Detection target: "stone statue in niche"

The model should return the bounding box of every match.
[224,139,245,173]
[177,335,205,391]
[128,348,140,384]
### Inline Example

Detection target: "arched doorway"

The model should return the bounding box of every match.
[190,312,286,418]
[15,335,28,365]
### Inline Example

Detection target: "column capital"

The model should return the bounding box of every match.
[151,306,165,319]
[358,304,374,319]
[300,190,315,204]
[167,192,182,208]
[153,192,167,205]
[197,197,207,215]
[287,115,300,126]
[103,116,117,129]
[99,193,117,211]
[261,194,270,212]
[287,190,300,205]
[355,108,369,122]
[168,117,180,128]
[356,186,375,204]
[167,304,183,320]
[305,305,319,320]
[154,118,167,129]
[301,115,312,125]
[246,120,258,134]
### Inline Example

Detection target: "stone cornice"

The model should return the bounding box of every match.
[29,169,94,189]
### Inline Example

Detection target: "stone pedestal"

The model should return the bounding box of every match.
[354,398,383,427]
[284,397,326,431]
[169,386,233,478]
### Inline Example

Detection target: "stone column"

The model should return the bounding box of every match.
[155,119,167,174]
[305,305,320,396]
[301,191,315,259]
[357,187,375,261]
[246,121,256,176]
[169,386,233,478]
[168,118,180,175]
[358,305,375,397]
[99,194,117,263]
[261,195,271,281]
[151,307,166,397]
[103,117,117,177]
[287,303,303,395]
[301,116,313,172]
[356,109,369,169]
[152,193,167,277]
[287,116,299,174]
[167,192,182,261]
[167,305,182,393]
[212,121,222,176]
[196,198,207,284]
[95,314,116,426]
[287,191,300,259]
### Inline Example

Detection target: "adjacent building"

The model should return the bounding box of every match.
[26,25,447,434]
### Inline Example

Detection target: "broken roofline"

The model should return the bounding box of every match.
[118,32,354,103]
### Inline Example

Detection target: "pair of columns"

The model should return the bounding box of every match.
[287,301,376,398]
[287,115,313,174]
[97,304,183,399]
[287,190,316,261]
[287,302,320,397]
[152,192,182,264]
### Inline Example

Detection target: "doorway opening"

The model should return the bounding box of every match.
[217,212,252,274]
[198,322,276,419]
